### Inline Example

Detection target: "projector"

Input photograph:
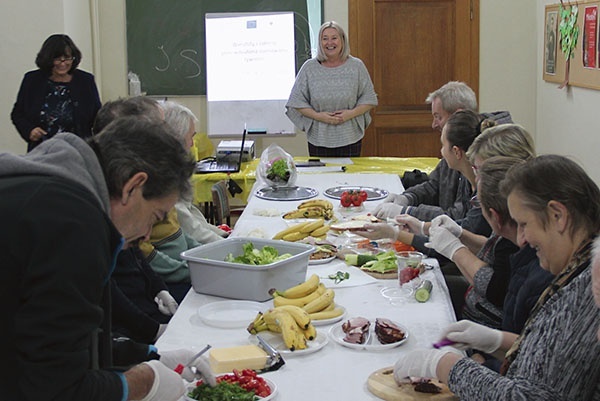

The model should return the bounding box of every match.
[216,140,255,162]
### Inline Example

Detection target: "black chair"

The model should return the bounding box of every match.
[210,180,244,226]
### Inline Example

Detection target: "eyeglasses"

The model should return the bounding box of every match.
[53,56,75,64]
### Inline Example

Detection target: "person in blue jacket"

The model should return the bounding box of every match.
[11,34,101,152]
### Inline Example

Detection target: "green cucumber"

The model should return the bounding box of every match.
[415,280,433,302]
[345,253,378,266]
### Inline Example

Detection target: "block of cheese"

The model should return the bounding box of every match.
[208,344,268,373]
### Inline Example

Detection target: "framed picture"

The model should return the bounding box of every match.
[545,10,558,75]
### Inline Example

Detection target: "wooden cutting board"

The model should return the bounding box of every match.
[367,367,458,401]
[362,269,398,279]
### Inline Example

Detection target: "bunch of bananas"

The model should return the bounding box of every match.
[272,218,330,241]
[282,199,335,220]
[247,305,315,351]
[270,274,344,321]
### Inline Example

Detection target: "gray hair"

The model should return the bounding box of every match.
[467,123,535,163]
[316,21,350,62]
[425,81,477,113]
[161,101,198,144]
[88,116,195,201]
[93,96,162,134]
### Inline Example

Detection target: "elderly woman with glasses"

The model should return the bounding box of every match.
[11,34,101,152]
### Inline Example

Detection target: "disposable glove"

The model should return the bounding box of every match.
[430,215,463,237]
[139,360,185,401]
[159,349,216,385]
[354,223,399,241]
[441,320,503,353]
[425,226,466,260]
[393,349,448,382]
[395,214,425,235]
[384,193,410,206]
[373,203,406,219]
[155,290,178,316]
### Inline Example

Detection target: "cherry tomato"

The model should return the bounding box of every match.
[358,190,368,201]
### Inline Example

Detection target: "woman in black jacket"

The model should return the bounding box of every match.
[11,34,101,151]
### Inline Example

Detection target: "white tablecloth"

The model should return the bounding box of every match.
[157,173,458,400]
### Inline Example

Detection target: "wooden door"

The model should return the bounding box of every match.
[349,0,479,157]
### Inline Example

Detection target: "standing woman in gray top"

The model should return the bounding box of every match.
[286,21,378,157]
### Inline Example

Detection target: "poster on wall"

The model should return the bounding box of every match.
[545,10,558,74]
[583,6,598,69]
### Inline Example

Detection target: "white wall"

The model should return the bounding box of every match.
[2,0,600,185]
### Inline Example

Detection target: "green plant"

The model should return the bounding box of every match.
[558,4,579,60]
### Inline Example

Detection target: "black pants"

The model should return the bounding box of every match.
[308,139,362,157]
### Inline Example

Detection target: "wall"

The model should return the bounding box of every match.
[1,0,599,186]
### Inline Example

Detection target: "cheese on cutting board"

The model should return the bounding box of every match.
[208,345,268,373]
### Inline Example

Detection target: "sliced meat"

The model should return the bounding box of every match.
[374,318,406,344]
[341,317,371,344]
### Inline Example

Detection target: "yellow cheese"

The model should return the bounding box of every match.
[208,345,268,373]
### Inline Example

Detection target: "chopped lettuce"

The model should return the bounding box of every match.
[225,242,292,265]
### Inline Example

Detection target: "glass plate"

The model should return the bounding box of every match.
[249,331,329,356]
[328,319,409,351]
[324,186,389,201]
[196,301,264,329]
[255,186,319,201]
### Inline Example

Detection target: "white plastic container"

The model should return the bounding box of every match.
[181,238,314,302]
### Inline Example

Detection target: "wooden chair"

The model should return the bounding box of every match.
[210,180,244,227]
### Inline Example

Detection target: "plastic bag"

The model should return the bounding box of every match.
[257,144,297,187]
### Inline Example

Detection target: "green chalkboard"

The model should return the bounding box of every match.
[126,0,314,96]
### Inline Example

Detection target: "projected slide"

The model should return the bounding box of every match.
[206,13,296,102]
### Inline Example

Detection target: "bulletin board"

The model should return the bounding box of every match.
[544,2,600,90]
[125,0,319,96]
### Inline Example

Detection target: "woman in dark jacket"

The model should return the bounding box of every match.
[11,34,101,152]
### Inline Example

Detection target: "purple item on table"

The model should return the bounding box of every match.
[432,338,456,349]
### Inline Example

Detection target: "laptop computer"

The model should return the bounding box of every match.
[195,127,247,174]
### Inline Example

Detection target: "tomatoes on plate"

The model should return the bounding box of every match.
[340,190,368,208]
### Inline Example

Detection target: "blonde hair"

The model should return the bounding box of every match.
[316,21,350,62]
[467,123,535,163]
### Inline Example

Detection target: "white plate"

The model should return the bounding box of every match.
[328,319,409,351]
[185,377,277,400]
[196,300,264,329]
[249,330,328,357]
[310,305,346,326]
[309,255,336,265]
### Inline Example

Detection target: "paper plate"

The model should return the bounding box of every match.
[328,319,409,351]
[196,300,264,329]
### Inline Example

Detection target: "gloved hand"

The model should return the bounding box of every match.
[354,223,399,240]
[430,215,463,237]
[393,349,448,382]
[384,193,410,206]
[425,226,466,260]
[373,203,405,219]
[139,360,185,401]
[441,320,504,353]
[159,349,216,385]
[155,290,178,316]
[395,214,425,235]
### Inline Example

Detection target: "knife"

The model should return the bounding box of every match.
[255,335,285,372]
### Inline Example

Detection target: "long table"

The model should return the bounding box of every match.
[157,173,458,400]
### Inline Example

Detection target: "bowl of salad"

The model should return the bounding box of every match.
[185,369,277,400]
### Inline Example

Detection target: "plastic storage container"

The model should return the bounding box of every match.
[181,237,314,302]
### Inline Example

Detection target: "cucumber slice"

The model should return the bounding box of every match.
[414,280,433,302]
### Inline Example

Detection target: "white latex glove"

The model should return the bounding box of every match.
[430,215,463,237]
[384,193,410,206]
[441,320,503,353]
[159,349,216,385]
[139,360,185,401]
[393,349,448,382]
[354,223,399,240]
[425,226,466,260]
[395,214,425,235]
[155,290,178,316]
[373,203,406,219]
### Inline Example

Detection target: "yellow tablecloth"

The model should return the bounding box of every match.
[192,156,440,204]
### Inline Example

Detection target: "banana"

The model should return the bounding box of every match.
[272,283,326,307]
[300,218,324,233]
[302,288,335,313]
[301,323,317,341]
[283,207,326,219]
[246,312,269,334]
[282,231,310,242]
[276,274,320,299]
[321,301,336,312]
[274,305,311,329]
[263,310,307,351]
[309,224,330,237]
[272,221,312,240]
[298,199,333,210]
[309,307,345,321]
